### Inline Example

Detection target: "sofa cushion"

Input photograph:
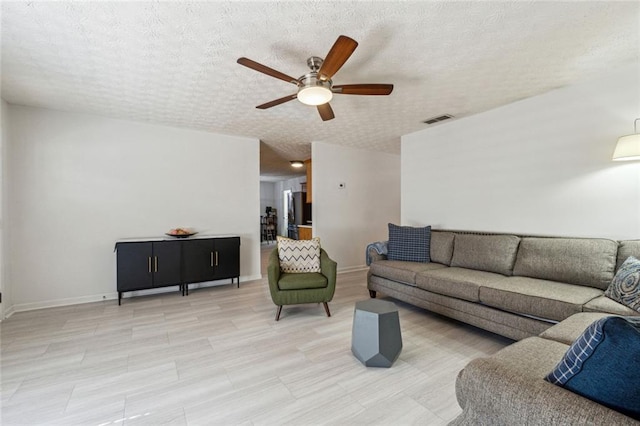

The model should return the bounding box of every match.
[450,234,520,276]
[416,267,508,302]
[539,312,612,345]
[278,272,327,290]
[513,237,617,290]
[491,336,570,370]
[545,316,640,420]
[583,295,639,316]
[430,231,455,266]
[617,240,640,272]
[479,277,603,322]
[387,223,431,263]
[369,260,446,285]
[605,256,640,313]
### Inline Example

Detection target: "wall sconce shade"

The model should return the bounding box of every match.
[613,118,640,161]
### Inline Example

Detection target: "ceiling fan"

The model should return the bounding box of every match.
[237,35,393,121]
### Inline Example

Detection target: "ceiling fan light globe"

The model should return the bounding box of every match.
[297,86,333,106]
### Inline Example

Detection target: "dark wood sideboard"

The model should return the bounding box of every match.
[115,235,240,304]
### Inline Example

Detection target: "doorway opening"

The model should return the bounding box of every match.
[283,189,292,238]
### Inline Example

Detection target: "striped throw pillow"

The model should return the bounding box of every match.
[277,236,321,273]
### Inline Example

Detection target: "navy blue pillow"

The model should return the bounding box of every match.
[545,316,640,419]
[387,223,431,263]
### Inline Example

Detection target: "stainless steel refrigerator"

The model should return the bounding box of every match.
[287,191,312,239]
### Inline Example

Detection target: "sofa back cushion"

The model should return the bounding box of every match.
[617,240,640,271]
[513,237,617,289]
[450,234,521,276]
[430,231,455,266]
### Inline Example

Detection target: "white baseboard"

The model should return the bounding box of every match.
[7,274,264,314]
[240,274,262,282]
[1,305,16,320]
[10,293,117,314]
[181,274,261,291]
[337,265,368,274]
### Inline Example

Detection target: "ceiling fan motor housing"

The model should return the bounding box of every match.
[306,56,324,72]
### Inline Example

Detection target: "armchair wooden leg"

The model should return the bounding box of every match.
[322,302,331,317]
[369,290,377,298]
[275,305,283,321]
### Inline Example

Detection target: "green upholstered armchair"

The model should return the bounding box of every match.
[267,247,337,321]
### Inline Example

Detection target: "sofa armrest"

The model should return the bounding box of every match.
[320,249,338,299]
[451,337,638,426]
[267,248,281,296]
[366,241,388,265]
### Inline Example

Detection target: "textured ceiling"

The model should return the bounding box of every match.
[2,1,639,179]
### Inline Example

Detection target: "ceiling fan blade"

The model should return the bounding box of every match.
[256,94,298,109]
[318,35,358,81]
[332,84,394,95]
[237,57,298,85]
[317,103,335,121]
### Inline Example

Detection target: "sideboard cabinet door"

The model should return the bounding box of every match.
[213,237,240,280]
[182,237,240,286]
[151,241,182,287]
[116,240,182,304]
[182,239,215,284]
[117,242,153,292]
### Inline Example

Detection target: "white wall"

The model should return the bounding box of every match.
[402,63,640,240]
[0,99,10,318]
[313,142,401,272]
[7,105,261,311]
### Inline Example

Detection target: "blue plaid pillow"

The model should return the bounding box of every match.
[545,316,640,419]
[387,223,431,263]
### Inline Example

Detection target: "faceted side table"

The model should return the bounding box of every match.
[351,299,402,368]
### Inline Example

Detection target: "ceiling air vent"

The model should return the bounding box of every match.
[422,114,454,125]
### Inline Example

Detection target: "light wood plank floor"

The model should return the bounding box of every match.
[1,244,511,425]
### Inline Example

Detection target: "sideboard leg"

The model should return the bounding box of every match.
[118,292,122,305]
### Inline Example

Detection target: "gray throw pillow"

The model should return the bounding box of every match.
[605,256,640,313]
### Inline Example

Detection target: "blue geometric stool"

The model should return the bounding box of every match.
[351,299,402,367]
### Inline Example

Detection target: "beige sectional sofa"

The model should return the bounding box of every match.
[367,230,639,340]
[367,229,640,424]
